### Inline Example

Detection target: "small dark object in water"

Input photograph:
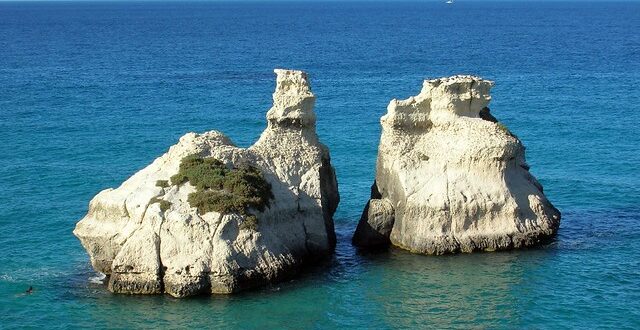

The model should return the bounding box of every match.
[25,286,33,294]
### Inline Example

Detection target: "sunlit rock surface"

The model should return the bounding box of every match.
[353,75,560,254]
[74,69,339,297]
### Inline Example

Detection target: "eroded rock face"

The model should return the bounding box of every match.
[353,75,560,254]
[74,69,339,297]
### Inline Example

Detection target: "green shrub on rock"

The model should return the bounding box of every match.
[170,154,273,230]
[150,197,171,212]
[239,215,258,231]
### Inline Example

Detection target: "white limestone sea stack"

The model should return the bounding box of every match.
[74,69,339,297]
[352,75,560,254]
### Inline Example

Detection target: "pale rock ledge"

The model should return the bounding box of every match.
[352,75,560,254]
[74,69,339,297]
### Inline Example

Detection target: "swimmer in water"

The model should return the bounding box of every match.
[25,286,33,294]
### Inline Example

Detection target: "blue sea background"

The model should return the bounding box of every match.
[1,1,639,328]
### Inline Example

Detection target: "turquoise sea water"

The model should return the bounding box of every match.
[1,1,639,328]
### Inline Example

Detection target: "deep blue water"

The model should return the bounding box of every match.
[1,1,639,328]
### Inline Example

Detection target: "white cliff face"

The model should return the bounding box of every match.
[73,69,339,297]
[353,75,560,254]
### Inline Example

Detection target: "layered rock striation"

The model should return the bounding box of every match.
[74,69,339,297]
[353,75,560,254]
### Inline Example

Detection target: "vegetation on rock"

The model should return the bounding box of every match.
[479,107,517,139]
[496,122,510,134]
[150,196,171,212]
[496,122,519,140]
[170,154,273,230]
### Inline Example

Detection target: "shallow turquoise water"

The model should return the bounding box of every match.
[0,1,639,328]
